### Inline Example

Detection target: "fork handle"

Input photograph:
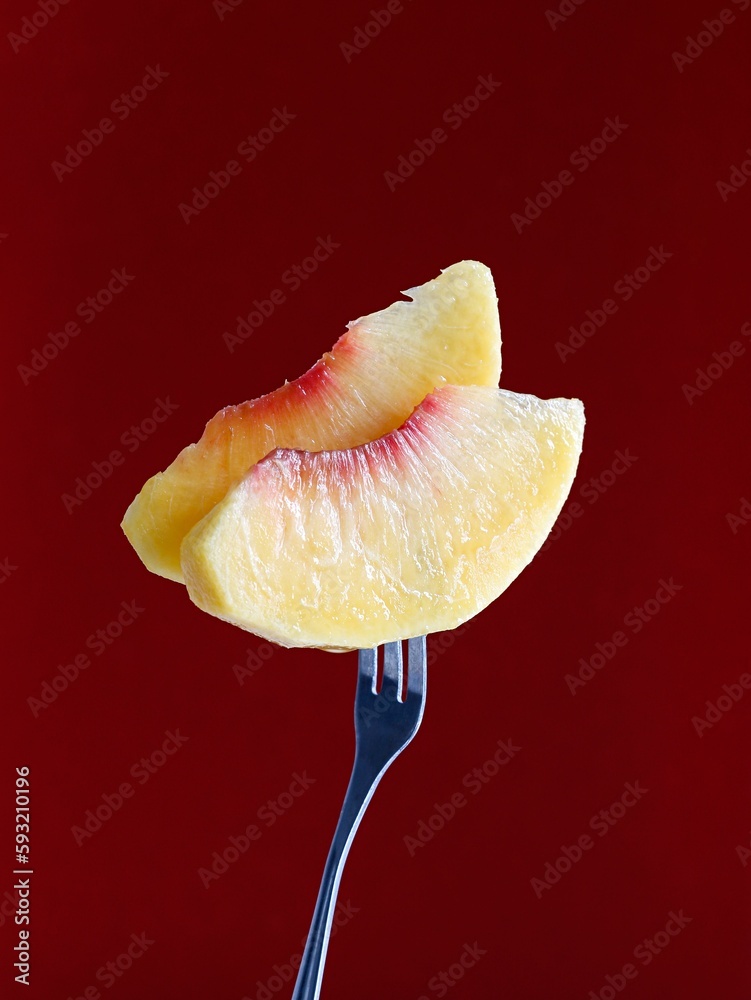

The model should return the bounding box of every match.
[291,756,382,1000]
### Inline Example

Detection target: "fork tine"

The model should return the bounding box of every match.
[406,635,426,702]
[381,641,403,701]
[357,647,378,695]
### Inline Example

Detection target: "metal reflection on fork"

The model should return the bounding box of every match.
[290,636,428,1000]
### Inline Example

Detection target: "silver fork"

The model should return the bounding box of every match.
[290,636,428,1000]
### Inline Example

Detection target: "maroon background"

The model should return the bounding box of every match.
[2,1,750,997]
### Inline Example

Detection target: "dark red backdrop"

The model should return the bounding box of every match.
[2,1,750,997]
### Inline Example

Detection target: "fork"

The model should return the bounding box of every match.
[290,636,428,1000]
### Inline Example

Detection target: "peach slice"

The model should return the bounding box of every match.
[181,385,585,650]
[122,261,501,583]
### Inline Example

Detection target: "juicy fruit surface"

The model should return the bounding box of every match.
[181,385,585,650]
[122,261,501,582]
